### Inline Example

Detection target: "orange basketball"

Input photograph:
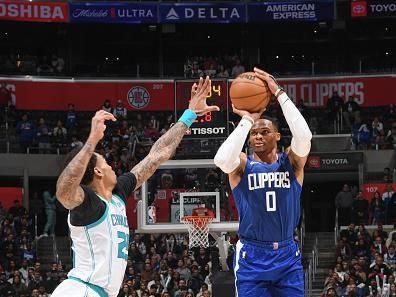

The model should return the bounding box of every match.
[230,72,271,113]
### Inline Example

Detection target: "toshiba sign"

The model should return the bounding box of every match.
[0,1,68,23]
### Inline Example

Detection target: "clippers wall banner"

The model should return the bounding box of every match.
[159,3,246,23]
[69,2,157,24]
[1,75,395,110]
[277,75,395,107]
[1,79,174,111]
[306,152,364,171]
[0,0,68,23]
[248,0,334,22]
[351,0,396,18]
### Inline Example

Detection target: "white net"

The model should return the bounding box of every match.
[182,216,213,248]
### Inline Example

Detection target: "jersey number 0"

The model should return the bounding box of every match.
[266,191,277,212]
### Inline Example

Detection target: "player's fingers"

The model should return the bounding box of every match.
[190,83,197,96]
[232,104,239,113]
[258,107,266,114]
[254,67,271,79]
[205,105,220,112]
[204,77,211,97]
[196,77,204,92]
[101,113,117,122]
[197,76,210,97]
[254,67,266,74]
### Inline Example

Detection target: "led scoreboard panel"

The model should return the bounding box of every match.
[175,79,229,138]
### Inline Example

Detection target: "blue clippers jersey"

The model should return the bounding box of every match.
[232,152,302,242]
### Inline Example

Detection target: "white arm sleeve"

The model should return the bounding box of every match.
[214,116,253,173]
[277,92,312,157]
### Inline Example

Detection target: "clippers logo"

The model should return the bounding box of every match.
[351,1,367,17]
[127,86,150,109]
[307,156,320,168]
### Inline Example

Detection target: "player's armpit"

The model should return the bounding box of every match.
[286,147,308,185]
[228,152,247,189]
[131,121,188,190]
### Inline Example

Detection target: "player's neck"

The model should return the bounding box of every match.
[90,182,113,201]
[253,149,278,164]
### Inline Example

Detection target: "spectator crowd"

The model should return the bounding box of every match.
[322,224,396,297]
[0,197,221,297]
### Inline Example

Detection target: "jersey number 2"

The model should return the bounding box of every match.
[266,191,277,212]
[117,231,129,260]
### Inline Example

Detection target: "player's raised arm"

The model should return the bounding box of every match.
[131,76,219,190]
[56,110,116,209]
[254,67,312,181]
[214,105,264,185]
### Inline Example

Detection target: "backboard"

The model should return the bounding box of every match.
[136,159,239,234]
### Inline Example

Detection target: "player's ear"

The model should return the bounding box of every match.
[276,132,281,141]
[94,167,103,177]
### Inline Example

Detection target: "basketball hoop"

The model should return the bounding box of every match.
[181,208,214,248]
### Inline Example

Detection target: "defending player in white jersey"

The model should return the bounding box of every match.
[51,77,218,297]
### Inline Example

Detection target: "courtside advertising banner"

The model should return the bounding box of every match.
[1,79,174,111]
[248,0,334,22]
[0,0,68,23]
[69,2,157,24]
[159,3,245,23]
[351,0,396,18]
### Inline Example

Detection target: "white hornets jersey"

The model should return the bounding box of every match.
[67,194,129,297]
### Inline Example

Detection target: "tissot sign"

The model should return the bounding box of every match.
[306,152,364,171]
[351,0,396,18]
[185,124,227,138]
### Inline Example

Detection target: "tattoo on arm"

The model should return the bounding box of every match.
[132,122,188,190]
[56,141,96,209]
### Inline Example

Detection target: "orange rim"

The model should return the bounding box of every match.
[182,216,213,229]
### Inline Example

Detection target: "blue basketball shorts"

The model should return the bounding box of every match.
[233,238,304,297]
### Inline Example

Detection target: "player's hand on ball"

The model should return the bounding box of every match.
[254,67,280,95]
[189,76,220,116]
[232,104,265,121]
[88,110,116,143]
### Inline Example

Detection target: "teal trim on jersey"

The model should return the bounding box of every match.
[86,203,109,229]
[110,199,117,207]
[84,286,88,297]
[113,194,126,207]
[68,276,108,297]
[84,227,95,282]
[71,242,75,268]
[105,216,113,286]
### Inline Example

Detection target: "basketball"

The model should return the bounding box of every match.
[230,72,271,113]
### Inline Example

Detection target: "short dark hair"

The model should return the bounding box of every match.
[261,115,279,132]
[62,147,97,185]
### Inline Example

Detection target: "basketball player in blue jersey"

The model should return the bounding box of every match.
[214,68,312,297]
[51,77,219,297]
